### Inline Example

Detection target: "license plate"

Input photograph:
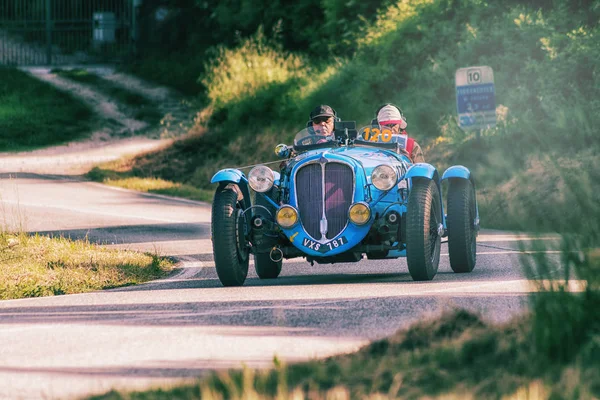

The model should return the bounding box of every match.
[302,236,347,253]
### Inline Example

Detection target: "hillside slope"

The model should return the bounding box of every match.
[102,0,599,231]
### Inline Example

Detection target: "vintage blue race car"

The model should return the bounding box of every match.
[210,121,479,286]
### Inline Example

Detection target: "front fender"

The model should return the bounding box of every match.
[406,163,438,181]
[211,168,281,185]
[405,163,441,191]
[211,168,245,184]
[211,168,252,211]
[405,163,444,228]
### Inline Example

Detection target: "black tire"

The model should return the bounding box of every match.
[447,179,477,273]
[254,253,282,279]
[212,185,249,286]
[253,188,282,279]
[406,179,442,281]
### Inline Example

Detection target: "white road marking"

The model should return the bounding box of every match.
[1,199,191,224]
[474,250,562,255]
[419,279,585,294]
[476,234,559,242]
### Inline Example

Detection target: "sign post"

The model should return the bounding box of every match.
[455,66,496,137]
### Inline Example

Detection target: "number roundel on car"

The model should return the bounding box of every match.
[360,127,393,143]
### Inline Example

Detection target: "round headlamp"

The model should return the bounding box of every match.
[371,165,397,191]
[276,205,298,228]
[349,202,371,225]
[248,165,274,193]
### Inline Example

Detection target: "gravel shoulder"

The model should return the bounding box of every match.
[0,66,191,175]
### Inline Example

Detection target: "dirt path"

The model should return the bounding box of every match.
[0,66,192,175]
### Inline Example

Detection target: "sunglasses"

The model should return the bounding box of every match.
[312,116,333,124]
[381,123,399,128]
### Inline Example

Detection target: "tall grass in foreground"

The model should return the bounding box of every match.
[517,162,600,370]
[90,308,599,400]
[0,232,173,299]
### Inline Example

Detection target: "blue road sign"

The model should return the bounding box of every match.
[455,66,496,130]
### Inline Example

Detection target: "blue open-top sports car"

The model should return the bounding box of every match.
[210,121,479,286]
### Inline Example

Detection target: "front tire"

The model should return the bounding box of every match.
[212,185,249,286]
[406,179,442,281]
[447,179,477,273]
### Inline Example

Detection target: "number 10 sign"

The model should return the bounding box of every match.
[455,66,496,130]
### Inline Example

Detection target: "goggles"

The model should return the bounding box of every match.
[312,116,333,124]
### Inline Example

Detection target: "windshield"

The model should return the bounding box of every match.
[293,127,338,151]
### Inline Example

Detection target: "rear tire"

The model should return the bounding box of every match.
[212,185,249,286]
[406,179,442,281]
[447,179,477,273]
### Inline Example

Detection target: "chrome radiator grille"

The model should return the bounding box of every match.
[296,162,354,240]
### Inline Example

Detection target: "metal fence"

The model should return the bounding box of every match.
[0,0,135,65]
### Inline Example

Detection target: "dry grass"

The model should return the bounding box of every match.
[89,309,600,400]
[85,144,214,203]
[0,232,173,299]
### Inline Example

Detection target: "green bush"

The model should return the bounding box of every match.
[124,0,600,204]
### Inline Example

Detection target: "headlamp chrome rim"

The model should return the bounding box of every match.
[248,165,275,193]
[348,202,371,225]
[276,205,299,228]
[371,164,398,191]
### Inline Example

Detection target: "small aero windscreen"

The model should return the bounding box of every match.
[334,121,357,140]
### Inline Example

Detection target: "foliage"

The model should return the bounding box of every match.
[115,0,600,211]
[202,29,305,108]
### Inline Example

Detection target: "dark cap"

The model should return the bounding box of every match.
[310,105,336,120]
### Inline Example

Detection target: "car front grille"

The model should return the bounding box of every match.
[296,161,354,240]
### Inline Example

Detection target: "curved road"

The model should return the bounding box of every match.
[0,173,559,400]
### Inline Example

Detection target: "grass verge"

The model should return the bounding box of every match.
[0,67,94,151]
[52,68,163,125]
[87,161,213,203]
[0,232,173,300]
[89,308,599,400]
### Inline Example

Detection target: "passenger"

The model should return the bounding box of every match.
[375,104,425,163]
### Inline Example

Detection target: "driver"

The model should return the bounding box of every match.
[375,104,425,163]
[308,104,337,139]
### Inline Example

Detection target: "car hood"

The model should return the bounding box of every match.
[289,146,404,173]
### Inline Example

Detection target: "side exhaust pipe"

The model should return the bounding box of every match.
[269,247,283,263]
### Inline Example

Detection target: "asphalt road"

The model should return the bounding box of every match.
[0,173,562,400]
